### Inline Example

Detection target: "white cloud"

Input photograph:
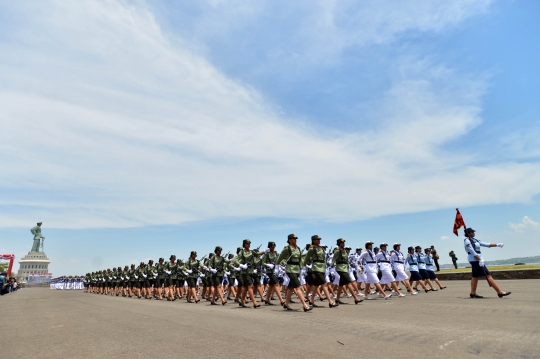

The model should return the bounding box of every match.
[1,1,539,229]
[509,216,540,232]
[440,236,449,241]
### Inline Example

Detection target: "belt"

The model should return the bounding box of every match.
[379,260,390,263]
[418,261,425,264]
[287,261,300,265]
[365,261,376,264]
[394,261,404,264]
[467,251,481,255]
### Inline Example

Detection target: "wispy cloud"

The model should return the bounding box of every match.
[509,216,540,232]
[1,1,539,229]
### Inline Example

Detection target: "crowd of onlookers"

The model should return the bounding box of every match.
[0,272,21,295]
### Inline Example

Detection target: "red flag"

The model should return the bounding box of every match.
[453,208,466,236]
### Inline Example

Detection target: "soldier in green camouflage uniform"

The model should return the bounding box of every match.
[332,238,363,305]
[303,235,338,308]
[262,241,284,305]
[164,255,177,301]
[121,265,129,297]
[135,262,146,298]
[225,253,237,301]
[233,239,262,308]
[207,246,227,305]
[142,259,154,299]
[176,259,185,299]
[276,234,312,311]
[154,258,166,300]
[127,264,136,297]
[184,251,201,303]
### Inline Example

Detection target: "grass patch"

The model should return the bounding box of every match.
[439,264,540,273]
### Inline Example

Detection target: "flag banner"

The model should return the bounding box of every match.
[453,208,466,236]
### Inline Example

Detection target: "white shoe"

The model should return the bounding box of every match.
[412,291,418,295]
[359,293,365,297]
[370,290,376,294]
[377,293,385,298]
[384,295,391,300]
[398,293,406,297]
[347,294,352,298]
[365,297,374,300]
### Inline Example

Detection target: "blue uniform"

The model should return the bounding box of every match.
[425,254,435,271]
[416,253,427,270]
[406,254,419,272]
[464,237,490,262]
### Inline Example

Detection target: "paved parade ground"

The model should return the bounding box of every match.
[3,280,539,359]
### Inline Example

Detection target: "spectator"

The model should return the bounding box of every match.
[0,272,7,295]
[449,250,458,269]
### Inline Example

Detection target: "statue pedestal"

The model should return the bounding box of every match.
[17,251,51,282]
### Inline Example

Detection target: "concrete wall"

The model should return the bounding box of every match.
[436,268,540,280]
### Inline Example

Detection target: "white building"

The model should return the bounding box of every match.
[17,251,51,282]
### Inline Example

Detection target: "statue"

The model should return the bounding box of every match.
[30,222,45,252]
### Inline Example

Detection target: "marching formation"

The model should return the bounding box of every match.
[82,234,447,311]
[50,276,84,290]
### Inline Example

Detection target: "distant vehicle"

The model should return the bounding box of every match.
[515,262,525,265]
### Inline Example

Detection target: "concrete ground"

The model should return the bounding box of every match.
[2,280,539,359]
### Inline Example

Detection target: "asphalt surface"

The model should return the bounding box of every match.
[2,280,539,359]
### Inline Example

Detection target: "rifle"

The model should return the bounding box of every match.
[216,251,231,272]
[189,255,207,275]
[245,244,262,269]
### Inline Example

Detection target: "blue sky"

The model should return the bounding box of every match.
[1,0,539,276]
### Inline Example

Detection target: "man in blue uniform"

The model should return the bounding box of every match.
[464,228,511,298]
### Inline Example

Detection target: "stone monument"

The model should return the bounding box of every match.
[17,222,51,282]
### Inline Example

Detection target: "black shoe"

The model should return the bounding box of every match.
[253,304,261,309]
[222,301,227,306]
[303,306,313,312]
[470,294,483,298]
[240,303,248,308]
[440,286,446,290]
[210,301,218,305]
[329,302,338,308]
[320,297,327,302]
[280,301,285,307]
[264,300,274,306]
[308,301,319,308]
[430,289,438,291]
[289,299,296,303]
[498,292,511,298]
[283,305,293,311]
[425,290,429,293]
[355,299,363,305]
[195,299,200,303]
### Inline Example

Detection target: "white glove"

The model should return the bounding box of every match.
[210,268,217,274]
[200,274,205,278]
[479,260,485,267]
[185,269,193,274]
[497,243,504,248]
[113,276,116,279]
[266,264,275,269]
[253,269,258,274]
[265,249,270,253]
[134,275,138,279]
[121,277,124,280]
[153,273,158,277]
[225,271,231,275]
[239,264,248,269]
[142,274,147,278]
[306,264,312,269]
[166,270,171,275]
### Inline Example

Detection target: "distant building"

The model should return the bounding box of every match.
[17,251,51,282]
